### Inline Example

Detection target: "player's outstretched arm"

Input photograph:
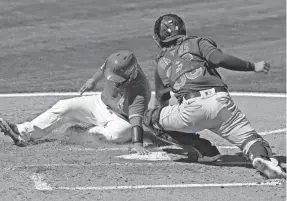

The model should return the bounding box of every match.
[79,63,105,95]
[129,116,150,155]
[199,39,271,74]
[208,51,271,73]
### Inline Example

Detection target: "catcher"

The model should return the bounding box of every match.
[1,50,220,160]
[144,14,286,179]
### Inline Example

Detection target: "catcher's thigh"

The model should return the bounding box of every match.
[158,92,228,132]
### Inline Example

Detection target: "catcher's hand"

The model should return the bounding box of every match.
[79,78,96,95]
[254,61,271,74]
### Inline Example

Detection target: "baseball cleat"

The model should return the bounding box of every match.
[0,118,28,147]
[197,146,222,163]
[252,157,286,179]
[186,145,222,163]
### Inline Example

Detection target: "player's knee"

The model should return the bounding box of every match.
[53,99,70,111]
[53,99,79,114]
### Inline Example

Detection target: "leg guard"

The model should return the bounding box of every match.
[242,137,272,160]
[167,131,221,162]
[246,139,286,179]
[247,141,272,161]
[143,106,165,136]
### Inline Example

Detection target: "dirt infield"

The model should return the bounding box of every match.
[0,95,285,201]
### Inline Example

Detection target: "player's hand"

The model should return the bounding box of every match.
[133,142,150,155]
[79,78,96,95]
[254,61,271,74]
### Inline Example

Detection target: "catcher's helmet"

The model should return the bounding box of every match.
[154,14,187,48]
[104,50,138,84]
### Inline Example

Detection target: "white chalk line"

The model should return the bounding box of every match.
[31,173,53,191]
[0,91,286,98]
[30,173,283,191]
[259,128,287,136]
[68,128,286,152]
[54,181,284,190]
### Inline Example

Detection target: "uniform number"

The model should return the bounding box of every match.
[173,53,203,90]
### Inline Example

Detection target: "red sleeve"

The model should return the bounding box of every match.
[128,85,151,125]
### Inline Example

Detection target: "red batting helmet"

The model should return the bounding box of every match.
[104,50,138,84]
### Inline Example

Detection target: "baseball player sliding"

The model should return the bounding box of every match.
[0,50,151,154]
[144,14,286,179]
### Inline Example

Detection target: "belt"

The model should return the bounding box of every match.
[184,87,228,99]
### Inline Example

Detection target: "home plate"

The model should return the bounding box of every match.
[116,151,172,161]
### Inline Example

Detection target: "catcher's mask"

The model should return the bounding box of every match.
[154,14,187,48]
[104,50,138,87]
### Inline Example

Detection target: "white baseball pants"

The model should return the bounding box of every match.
[158,90,271,156]
[16,95,131,142]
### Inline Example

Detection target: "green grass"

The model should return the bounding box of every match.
[0,0,285,93]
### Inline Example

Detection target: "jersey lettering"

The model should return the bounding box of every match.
[158,57,172,70]
[178,42,190,56]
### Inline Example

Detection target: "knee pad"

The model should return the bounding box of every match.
[143,106,165,133]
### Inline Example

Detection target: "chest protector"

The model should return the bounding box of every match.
[157,37,222,91]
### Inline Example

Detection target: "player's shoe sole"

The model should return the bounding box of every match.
[252,157,286,179]
[0,118,28,147]
[186,146,222,163]
[198,153,222,163]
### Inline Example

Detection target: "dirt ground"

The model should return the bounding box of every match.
[0,95,286,201]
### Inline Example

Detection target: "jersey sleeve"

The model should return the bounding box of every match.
[198,38,255,71]
[128,85,151,122]
[198,38,221,61]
